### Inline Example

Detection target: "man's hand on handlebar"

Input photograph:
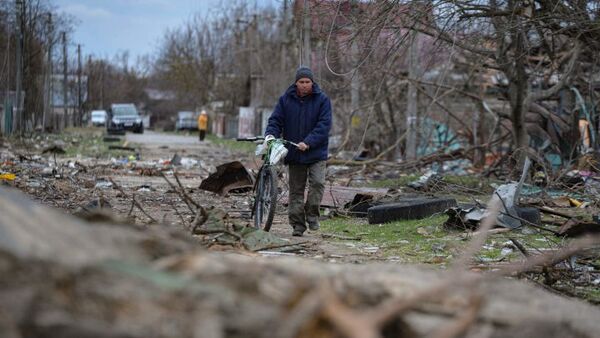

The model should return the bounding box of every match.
[297,142,309,151]
[264,135,275,147]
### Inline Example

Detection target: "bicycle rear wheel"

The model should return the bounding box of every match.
[254,165,277,231]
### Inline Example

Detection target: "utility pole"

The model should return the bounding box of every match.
[4,15,11,135]
[77,44,82,126]
[302,0,311,67]
[249,13,262,108]
[405,29,420,160]
[87,55,92,110]
[350,2,361,147]
[100,60,104,109]
[279,0,289,88]
[43,13,53,131]
[62,31,67,130]
[350,51,361,144]
[14,0,24,133]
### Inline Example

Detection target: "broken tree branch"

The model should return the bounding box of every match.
[131,194,158,223]
[329,130,408,166]
[173,171,202,209]
[496,234,600,276]
[509,237,530,257]
[161,171,195,214]
[108,177,157,223]
[170,199,189,228]
[538,206,574,219]
[529,41,581,102]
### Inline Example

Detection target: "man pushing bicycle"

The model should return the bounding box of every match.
[264,66,333,237]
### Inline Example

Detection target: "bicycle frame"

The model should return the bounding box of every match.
[236,137,299,231]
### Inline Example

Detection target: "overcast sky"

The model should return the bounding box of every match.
[55,0,278,61]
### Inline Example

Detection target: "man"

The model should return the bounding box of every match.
[198,110,208,141]
[265,66,332,237]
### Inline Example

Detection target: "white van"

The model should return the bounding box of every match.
[90,110,108,127]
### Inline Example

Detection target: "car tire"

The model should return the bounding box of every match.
[514,206,541,225]
[367,198,457,224]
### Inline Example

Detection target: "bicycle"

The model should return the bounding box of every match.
[236,136,298,231]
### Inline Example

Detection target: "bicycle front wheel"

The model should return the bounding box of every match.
[254,165,277,231]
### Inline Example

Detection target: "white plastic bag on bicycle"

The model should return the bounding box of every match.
[269,141,288,165]
[255,143,266,156]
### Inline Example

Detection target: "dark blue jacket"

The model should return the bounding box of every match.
[265,83,332,164]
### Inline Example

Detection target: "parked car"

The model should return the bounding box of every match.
[90,110,107,127]
[107,103,144,134]
[175,111,198,131]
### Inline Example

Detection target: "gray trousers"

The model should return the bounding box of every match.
[288,161,326,231]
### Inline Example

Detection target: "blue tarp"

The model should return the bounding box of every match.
[417,117,463,157]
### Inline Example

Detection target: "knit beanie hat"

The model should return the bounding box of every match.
[295,66,314,82]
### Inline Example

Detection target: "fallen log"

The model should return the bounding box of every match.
[1,186,600,338]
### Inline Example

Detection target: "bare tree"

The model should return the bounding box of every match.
[303,0,600,167]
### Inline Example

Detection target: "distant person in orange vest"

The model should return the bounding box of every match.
[198,111,208,141]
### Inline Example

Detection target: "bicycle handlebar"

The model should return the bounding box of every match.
[236,136,300,148]
[236,136,265,142]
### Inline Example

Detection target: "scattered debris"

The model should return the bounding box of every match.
[584,177,600,196]
[103,135,122,142]
[42,143,66,154]
[407,171,440,190]
[192,205,306,252]
[136,184,155,192]
[242,229,305,252]
[344,193,375,217]
[94,179,113,189]
[108,145,137,152]
[445,206,487,229]
[321,186,388,209]
[362,246,380,253]
[0,173,15,181]
[74,197,114,220]
[558,219,600,237]
[179,157,199,169]
[41,167,57,177]
[515,207,541,225]
[491,183,521,228]
[445,205,541,230]
[199,161,254,194]
[171,153,182,165]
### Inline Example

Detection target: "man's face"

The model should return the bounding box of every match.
[296,78,313,96]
